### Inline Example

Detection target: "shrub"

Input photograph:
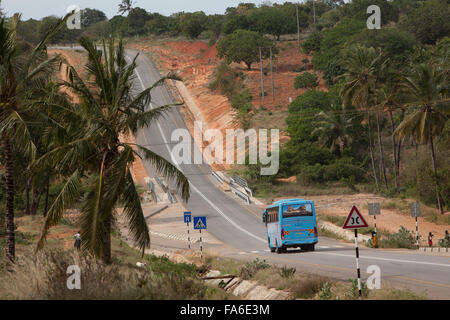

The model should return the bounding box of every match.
[349,279,369,299]
[279,266,296,279]
[292,65,307,72]
[294,72,319,89]
[302,32,322,54]
[208,61,240,98]
[378,226,416,249]
[239,258,270,280]
[318,282,332,300]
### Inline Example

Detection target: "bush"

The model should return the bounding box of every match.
[318,282,332,300]
[1,250,213,299]
[208,61,240,98]
[279,266,296,279]
[378,226,416,249]
[294,72,319,89]
[349,278,369,299]
[292,65,307,72]
[302,32,322,54]
[239,258,270,280]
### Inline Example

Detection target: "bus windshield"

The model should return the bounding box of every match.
[282,203,313,218]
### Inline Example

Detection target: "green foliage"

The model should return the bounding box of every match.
[339,0,399,25]
[349,278,369,298]
[208,61,241,98]
[279,266,296,278]
[294,72,319,89]
[216,29,277,70]
[302,32,322,54]
[378,226,416,249]
[399,0,450,45]
[318,282,332,300]
[180,11,208,39]
[239,258,270,280]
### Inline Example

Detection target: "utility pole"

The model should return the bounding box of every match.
[270,47,274,102]
[259,47,264,103]
[313,0,316,31]
[296,4,300,49]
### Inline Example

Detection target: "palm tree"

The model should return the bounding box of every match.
[395,62,449,214]
[312,103,354,156]
[36,37,190,263]
[339,46,385,191]
[118,0,135,15]
[0,14,67,266]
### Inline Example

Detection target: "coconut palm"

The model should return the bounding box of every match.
[0,14,68,266]
[36,37,189,263]
[395,62,449,214]
[118,0,135,15]
[339,46,386,191]
[312,103,354,156]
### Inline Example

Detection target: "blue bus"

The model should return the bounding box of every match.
[262,199,318,253]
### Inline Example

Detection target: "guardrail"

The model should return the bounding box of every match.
[230,183,251,205]
[154,174,175,204]
[211,171,224,184]
[231,175,254,198]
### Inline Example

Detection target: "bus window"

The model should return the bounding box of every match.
[282,203,313,218]
[267,206,279,223]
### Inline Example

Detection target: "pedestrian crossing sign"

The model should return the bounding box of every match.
[193,216,207,230]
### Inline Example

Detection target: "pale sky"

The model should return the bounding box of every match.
[1,0,306,20]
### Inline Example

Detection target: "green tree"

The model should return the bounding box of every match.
[312,104,354,156]
[399,0,450,45]
[81,8,107,29]
[216,29,276,70]
[0,14,68,266]
[339,46,386,191]
[180,11,208,39]
[36,37,190,263]
[395,62,449,214]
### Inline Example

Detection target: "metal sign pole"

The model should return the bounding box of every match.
[200,229,203,259]
[374,215,377,234]
[415,216,419,249]
[354,229,362,297]
[187,222,190,249]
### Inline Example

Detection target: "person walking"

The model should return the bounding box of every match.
[428,232,433,247]
[74,231,81,250]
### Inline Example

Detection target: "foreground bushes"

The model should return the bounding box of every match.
[0,250,226,300]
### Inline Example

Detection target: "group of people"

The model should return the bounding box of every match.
[427,230,450,247]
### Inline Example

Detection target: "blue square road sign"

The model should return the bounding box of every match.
[184,211,192,223]
[193,216,207,230]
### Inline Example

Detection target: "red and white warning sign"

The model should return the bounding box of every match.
[343,205,369,229]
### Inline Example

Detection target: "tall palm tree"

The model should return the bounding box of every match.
[118,0,135,16]
[312,103,354,156]
[339,46,385,191]
[395,62,449,214]
[0,14,67,266]
[36,37,189,263]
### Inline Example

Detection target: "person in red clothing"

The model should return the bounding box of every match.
[428,232,434,247]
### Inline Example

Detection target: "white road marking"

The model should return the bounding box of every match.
[128,54,266,245]
[251,250,260,253]
[313,251,450,268]
[319,246,330,249]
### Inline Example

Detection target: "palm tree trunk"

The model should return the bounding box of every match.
[428,122,444,214]
[102,213,112,264]
[25,177,31,215]
[3,136,15,267]
[397,137,402,175]
[367,111,380,191]
[376,109,388,190]
[388,109,398,191]
[43,177,50,217]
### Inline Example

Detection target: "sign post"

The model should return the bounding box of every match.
[411,202,420,249]
[193,216,207,259]
[343,205,369,297]
[368,202,380,248]
[184,212,192,249]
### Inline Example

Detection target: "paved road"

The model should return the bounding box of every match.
[125,48,450,299]
[50,47,450,299]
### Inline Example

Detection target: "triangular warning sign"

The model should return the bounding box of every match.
[343,206,369,229]
[195,219,206,229]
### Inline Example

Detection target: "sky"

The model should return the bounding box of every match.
[1,0,305,20]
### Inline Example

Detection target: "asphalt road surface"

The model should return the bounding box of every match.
[51,47,450,299]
